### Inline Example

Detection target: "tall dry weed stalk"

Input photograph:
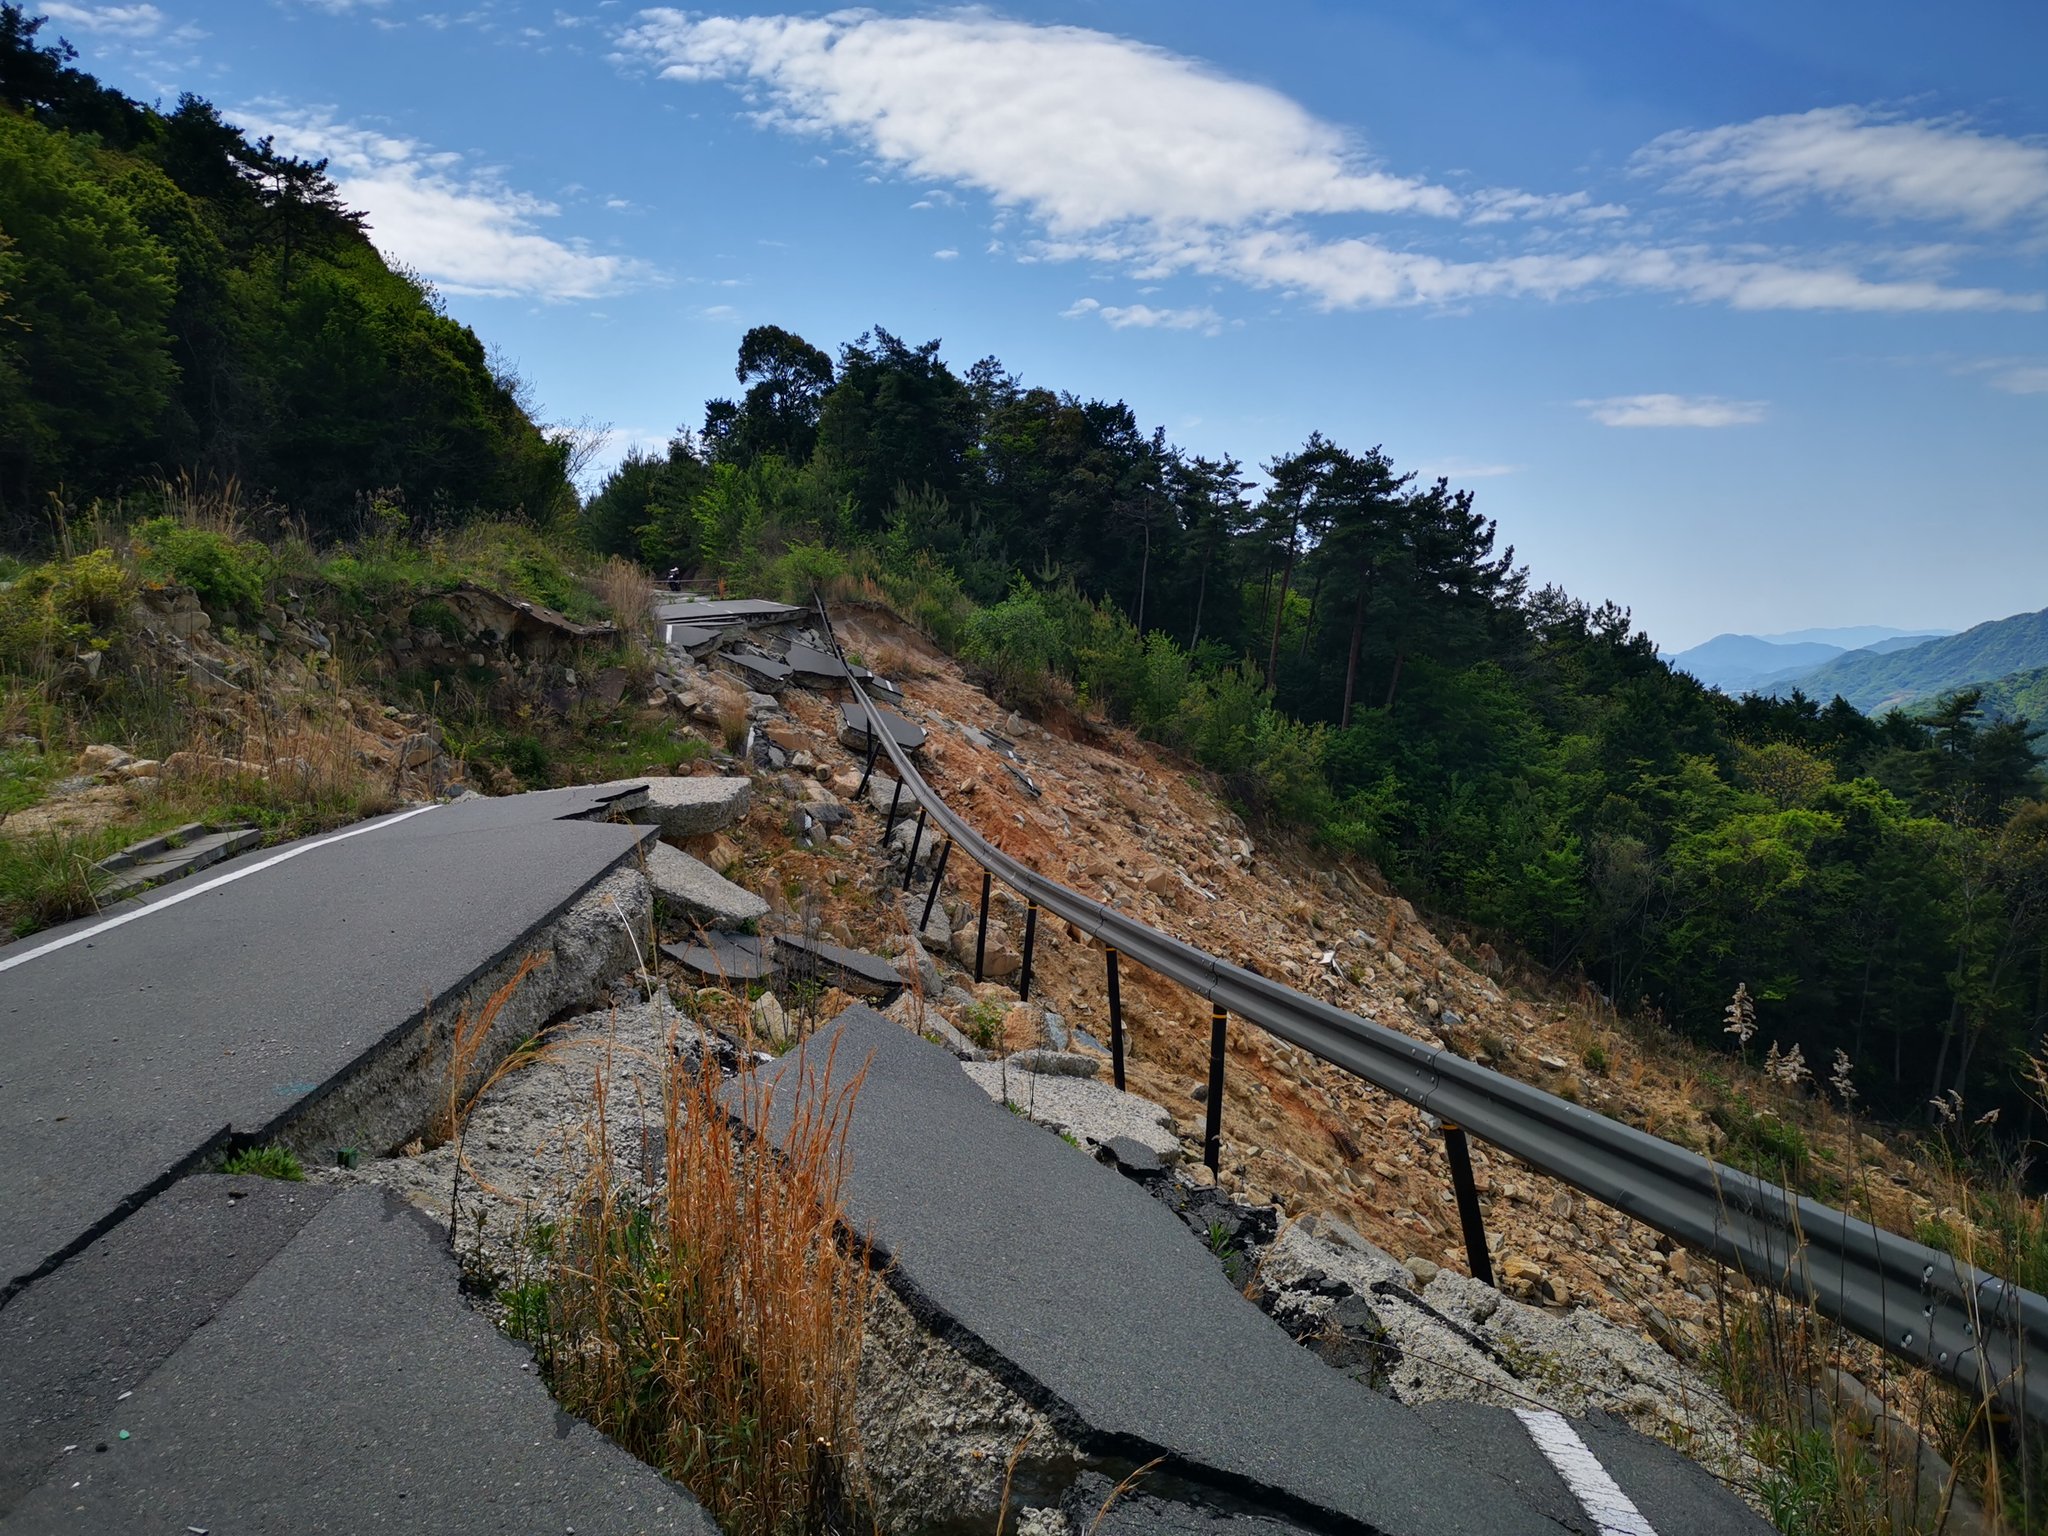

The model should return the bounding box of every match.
[522,1028,874,1536]
[594,555,654,664]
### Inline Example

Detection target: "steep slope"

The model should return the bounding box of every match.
[1780,605,2048,711]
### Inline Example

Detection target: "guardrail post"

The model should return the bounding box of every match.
[1440,1121,1494,1287]
[1018,899,1039,1001]
[919,839,952,935]
[974,870,991,983]
[855,732,880,799]
[1203,1004,1227,1173]
[883,778,902,839]
[1106,946,1125,1090]
[901,802,928,891]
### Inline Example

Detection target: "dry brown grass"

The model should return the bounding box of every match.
[593,555,654,662]
[519,1028,875,1535]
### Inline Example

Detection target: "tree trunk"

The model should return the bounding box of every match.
[1264,522,1299,690]
[1189,560,1209,654]
[1381,648,1408,711]
[1134,518,1150,635]
[1340,573,1368,727]
[1298,571,1324,658]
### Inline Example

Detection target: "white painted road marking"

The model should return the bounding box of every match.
[1513,1407,1660,1536]
[0,804,440,975]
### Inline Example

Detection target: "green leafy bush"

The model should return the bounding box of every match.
[134,516,268,619]
[963,581,1063,707]
[0,549,133,671]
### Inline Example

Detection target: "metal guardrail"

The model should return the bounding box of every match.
[812,595,2048,1421]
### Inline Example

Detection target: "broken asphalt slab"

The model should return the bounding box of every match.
[0,788,654,1302]
[588,773,752,839]
[750,1007,1556,1536]
[661,931,777,984]
[644,841,769,927]
[837,700,927,753]
[652,597,803,628]
[0,1175,336,1511]
[5,1184,715,1536]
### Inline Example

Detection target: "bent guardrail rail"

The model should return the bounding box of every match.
[813,595,2047,1422]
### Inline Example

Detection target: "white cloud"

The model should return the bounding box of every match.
[1063,297,1223,335]
[1416,458,1521,479]
[617,11,2040,317]
[1579,394,1767,428]
[1636,107,2048,227]
[237,105,646,300]
[40,1,169,37]
[617,10,1461,232]
[1958,358,2048,395]
[932,247,959,260]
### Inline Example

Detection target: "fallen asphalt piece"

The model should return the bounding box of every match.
[645,841,769,927]
[0,784,653,1303]
[753,1011,1761,1536]
[771,934,905,1002]
[783,641,871,688]
[5,1182,715,1535]
[753,1007,1556,1535]
[837,700,927,753]
[661,931,777,984]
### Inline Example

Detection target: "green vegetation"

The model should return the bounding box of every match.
[0,8,573,539]
[1787,607,2048,713]
[220,1144,304,1181]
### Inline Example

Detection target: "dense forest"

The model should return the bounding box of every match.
[4,7,2042,1135]
[0,5,572,540]
[586,322,2048,1129]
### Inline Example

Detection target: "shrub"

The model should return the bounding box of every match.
[768,541,845,604]
[963,582,1062,709]
[0,549,133,672]
[133,516,268,619]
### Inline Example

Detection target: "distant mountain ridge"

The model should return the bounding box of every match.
[1664,626,1950,695]
[1775,606,2048,713]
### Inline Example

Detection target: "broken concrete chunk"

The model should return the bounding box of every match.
[643,841,769,927]
[622,775,751,838]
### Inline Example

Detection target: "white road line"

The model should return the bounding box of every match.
[0,804,440,975]
[1513,1408,1660,1536]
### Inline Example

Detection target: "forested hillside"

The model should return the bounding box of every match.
[1783,605,2048,712]
[591,323,2048,1127]
[0,6,571,540]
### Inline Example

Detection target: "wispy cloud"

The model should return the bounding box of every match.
[1958,358,2048,395]
[1063,296,1224,334]
[615,11,2039,318]
[1635,107,2048,228]
[39,1,172,37]
[1580,393,1767,428]
[237,104,649,300]
[932,247,959,260]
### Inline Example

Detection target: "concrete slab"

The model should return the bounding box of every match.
[718,651,792,694]
[661,932,777,984]
[653,598,802,628]
[618,775,752,838]
[837,701,927,753]
[751,1008,1564,1536]
[772,935,904,1001]
[96,825,263,902]
[784,643,871,688]
[0,1176,335,1513]
[645,842,768,928]
[6,1186,716,1535]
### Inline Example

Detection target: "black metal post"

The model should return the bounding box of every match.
[1106,946,1126,1091]
[1441,1121,1494,1287]
[974,870,991,984]
[1203,1004,1227,1173]
[883,778,902,839]
[1018,900,1039,1001]
[919,839,952,934]
[902,802,928,891]
[855,732,880,799]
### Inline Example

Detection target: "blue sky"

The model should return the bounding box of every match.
[47,0,2048,651]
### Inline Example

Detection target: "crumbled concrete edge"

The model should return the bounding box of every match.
[270,860,655,1164]
[856,1281,1082,1529]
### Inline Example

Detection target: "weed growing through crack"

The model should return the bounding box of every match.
[513,1023,875,1535]
[220,1145,304,1181]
